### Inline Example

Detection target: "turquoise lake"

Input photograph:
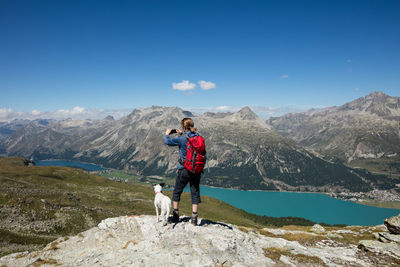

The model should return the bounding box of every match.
[196,186,399,226]
[37,160,399,226]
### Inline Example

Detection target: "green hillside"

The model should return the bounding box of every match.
[0,156,315,257]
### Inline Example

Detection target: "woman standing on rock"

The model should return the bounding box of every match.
[165,118,206,226]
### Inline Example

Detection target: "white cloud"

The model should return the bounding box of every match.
[56,106,86,115]
[0,107,13,115]
[172,80,196,91]
[280,74,289,79]
[72,106,86,114]
[31,109,41,115]
[198,80,216,90]
[215,106,239,112]
[0,107,15,120]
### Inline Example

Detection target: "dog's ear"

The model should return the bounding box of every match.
[152,183,157,187]
[160,182,165,188]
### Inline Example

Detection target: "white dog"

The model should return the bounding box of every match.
[153,183,171,226]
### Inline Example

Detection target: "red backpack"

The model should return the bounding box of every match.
[183,134,206,174]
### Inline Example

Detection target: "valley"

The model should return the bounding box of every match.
[1,94,400,195]
[1,92,399,211]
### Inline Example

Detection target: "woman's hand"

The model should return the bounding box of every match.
[165,129,172,135]
[176,129,183,135]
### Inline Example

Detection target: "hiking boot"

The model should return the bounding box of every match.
[172,210,179,223]
[191,214,198,226]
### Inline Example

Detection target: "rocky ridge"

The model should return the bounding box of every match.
[2,215,400,267]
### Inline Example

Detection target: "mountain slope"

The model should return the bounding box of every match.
[1,106,397,192]
[0,119,33,141]
[0,156,315,257]
[0,117,114,159]
[268,92,400,176]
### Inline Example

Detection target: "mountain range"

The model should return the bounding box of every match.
[1,92,399,193]
[268,91,400,177]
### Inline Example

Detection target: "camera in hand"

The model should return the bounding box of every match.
[170,129,177,134]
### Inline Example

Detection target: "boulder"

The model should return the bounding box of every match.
[375,232,400,244]
[372,232,388,243]
[358,240,400,257]
[384,214,400,234]
[310,224,326,234]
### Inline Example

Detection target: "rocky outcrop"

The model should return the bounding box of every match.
[0,216,274,267]
[1,215,394,267]
[358,240,400,257]
[384,213,400,234]
[358,214,400,258]
[373,232,400,243]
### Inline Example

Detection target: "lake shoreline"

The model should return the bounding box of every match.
[199,184,400,210]
[36,159,400,224]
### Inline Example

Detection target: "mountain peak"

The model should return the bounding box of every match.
[336,91,399,117]
[236,106,258,120]
[366,91,389,99]
[103,115,115,121]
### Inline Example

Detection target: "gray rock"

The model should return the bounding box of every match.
[310,224,326,234]
[372,232,384,242]
[334,229,357,235]
[377,232,400,243]
[384,213,400,234]
[0,216,273,267]
[358,239,400,257]
[0,215,380,267]
[279,255,297,267]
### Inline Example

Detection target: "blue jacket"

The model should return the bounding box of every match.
[165,131,199,169]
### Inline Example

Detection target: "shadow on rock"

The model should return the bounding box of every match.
[199,218,233,229]
[168,216,233,230]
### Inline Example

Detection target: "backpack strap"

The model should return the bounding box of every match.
[178,134,190,165]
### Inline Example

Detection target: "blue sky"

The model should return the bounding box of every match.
[0,0,399,119]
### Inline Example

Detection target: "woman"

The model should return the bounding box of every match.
[165,118,202,225]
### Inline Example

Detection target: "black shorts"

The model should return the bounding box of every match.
[173,168,201,204]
